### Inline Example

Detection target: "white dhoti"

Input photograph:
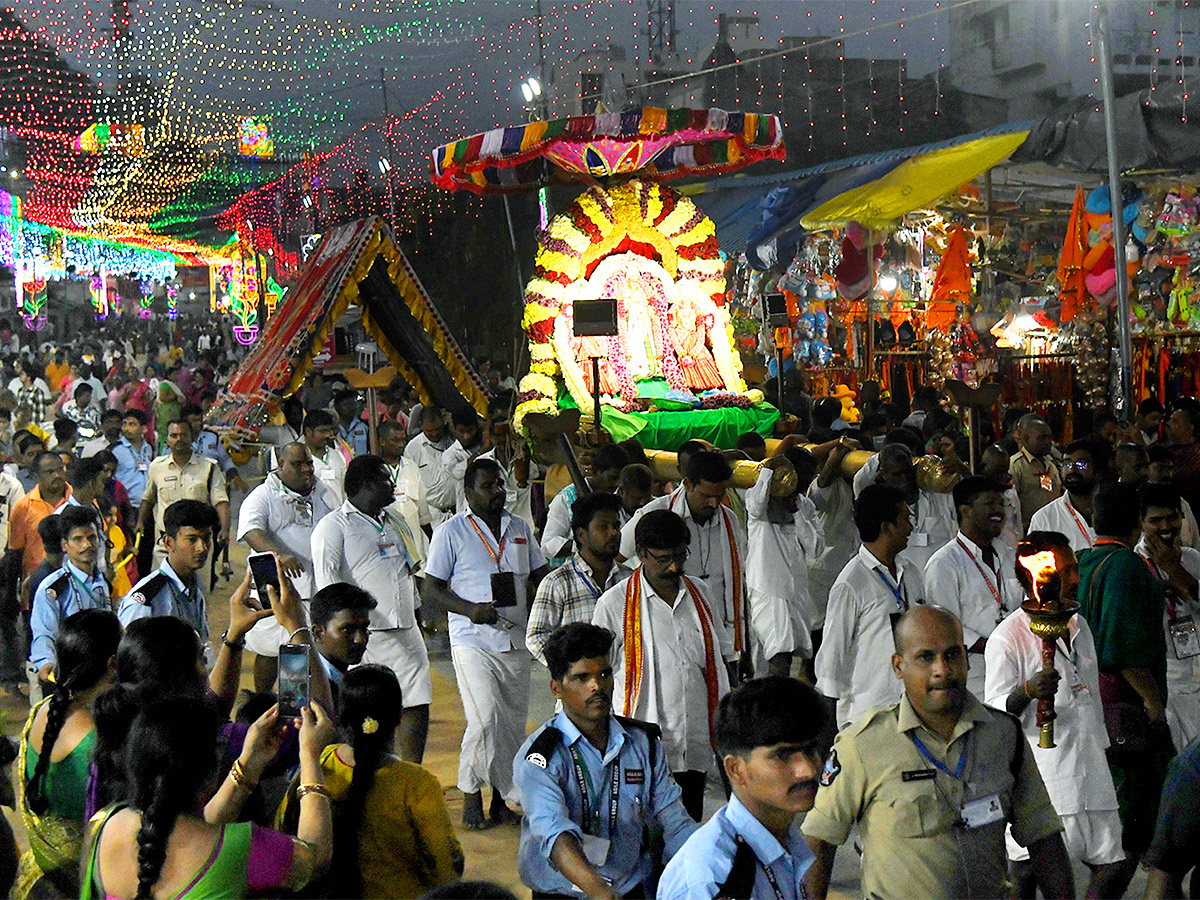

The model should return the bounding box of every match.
[1006,809,1124,865]
[362,626,433,707]
[450,644,530,802]
[748,586,813,664]
[1166,684,1200,750]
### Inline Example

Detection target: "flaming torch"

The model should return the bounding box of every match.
[1017,550,1079,748]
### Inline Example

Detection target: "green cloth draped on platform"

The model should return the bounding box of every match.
[599,404,780,451]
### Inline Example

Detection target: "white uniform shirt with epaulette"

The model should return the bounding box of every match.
[802,692,1063,900]
[118,559,209,640]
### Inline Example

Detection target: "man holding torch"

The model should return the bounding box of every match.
[985,531,1130,899]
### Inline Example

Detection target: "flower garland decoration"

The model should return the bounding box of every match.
[515,179,745,432]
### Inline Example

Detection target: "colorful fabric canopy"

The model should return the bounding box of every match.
[431,107,785,194]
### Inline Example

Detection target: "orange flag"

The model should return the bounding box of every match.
[928,225,972,328]
[1057,185,1087,323]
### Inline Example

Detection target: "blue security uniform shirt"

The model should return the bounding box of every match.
[657,793,815,900]
[118,559,208,640]
[111,437,156,507]
[193,430,236,476]
[29,560,111,670]
[340,418,369,457]
[514,711,696,897]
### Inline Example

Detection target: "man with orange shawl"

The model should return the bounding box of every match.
[593,509,733,822]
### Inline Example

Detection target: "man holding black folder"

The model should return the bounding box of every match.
[424,456,549,830]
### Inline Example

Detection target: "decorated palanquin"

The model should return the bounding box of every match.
[514,180,747,429]
[431,106,787,448]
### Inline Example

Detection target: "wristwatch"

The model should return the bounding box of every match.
[221,629,245,650]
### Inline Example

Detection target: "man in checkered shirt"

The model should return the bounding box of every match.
[526,492,631,665]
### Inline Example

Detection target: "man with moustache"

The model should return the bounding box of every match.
[804,605,1072,900]
[658,677,829,900]
[924,476,1024,698]
[1133,482,1200,750]
[527,493,632,666]
[1030,439,1105,554]
[515,623,696,900]
[815,483,925,730]
[309,581,376,706]
[1010,414,1063,532]
[980,443,1023,551]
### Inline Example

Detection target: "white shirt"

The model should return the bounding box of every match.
[0,471,24,554]
[405,432,455,520]
[593,571,732,773]
[1135,537,1200,693]
[999,485,1023,551]
[815,544,925,727]
[895,489,957,574]
[311,500,418,631]
[540,483,583,561]
[387,455,430,535]
[433,439,475,513]
[807,476,859,624]
[1028,493,1095,554]
[924,532,1023,648]
[744,473,824,624]
[424,510,546,653]
[236,473,337,597]
[619,487,747,637]
[984,609,1118,814]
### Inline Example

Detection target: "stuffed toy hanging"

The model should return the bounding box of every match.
[835,222,884,303]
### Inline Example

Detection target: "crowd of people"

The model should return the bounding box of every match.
[0,327,1197,899]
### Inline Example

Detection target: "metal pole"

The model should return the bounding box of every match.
[1097,1,1135,417]
[502,194,526,296]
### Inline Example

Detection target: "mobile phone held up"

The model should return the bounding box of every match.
[248,551,281,603]
[277,644,310,719]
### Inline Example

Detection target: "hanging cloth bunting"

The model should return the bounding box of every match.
[927,226,972,328]
[1057,185,1088,323]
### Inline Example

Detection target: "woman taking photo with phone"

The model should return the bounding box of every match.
[276,664,464,899]
[16,609,121,898]
[81,695,334,899]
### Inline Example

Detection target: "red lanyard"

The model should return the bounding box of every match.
[1063,499,1092,545]
[1137,549,1181,622]
[955,537,1003,608]
[468,517,505,569]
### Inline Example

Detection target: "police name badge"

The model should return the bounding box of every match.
[960,793,1004,829]
[1169,617,1200,660]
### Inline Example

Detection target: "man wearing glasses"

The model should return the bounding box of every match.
[313,453,430,762]
[594,509,734,821]
[1029,439,1106,554]
[237,441,338,690]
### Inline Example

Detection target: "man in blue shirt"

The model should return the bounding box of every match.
[110,409,155,510]
[118,499,215,641]
[335,390,370,457]
[29,504,110,681]
[658,677,828,900]
[515,622,696,899]
[184,402,247,492]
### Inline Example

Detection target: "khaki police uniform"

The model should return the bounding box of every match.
[801,693,1063,900]
[144,454,228,536]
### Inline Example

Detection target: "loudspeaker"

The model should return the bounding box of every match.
[764,292,790,328]
[573,299,620,337]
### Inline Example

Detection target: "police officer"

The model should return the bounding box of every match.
[118,499,217,643]
[514,622,696,899]
[658,677,829,900]
[29,504,110,682]
[803,605,1074,900]
[184,402,248,493]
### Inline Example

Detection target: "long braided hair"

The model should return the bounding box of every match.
[92,617,206,811]
[25,608,120,815]
[331,664,402,897]
[125,697,219,900]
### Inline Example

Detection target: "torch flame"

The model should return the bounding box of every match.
[1018,551,1058,604]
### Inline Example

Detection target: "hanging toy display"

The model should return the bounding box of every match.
[927,327,953,387]
[1061,311,1109,409]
